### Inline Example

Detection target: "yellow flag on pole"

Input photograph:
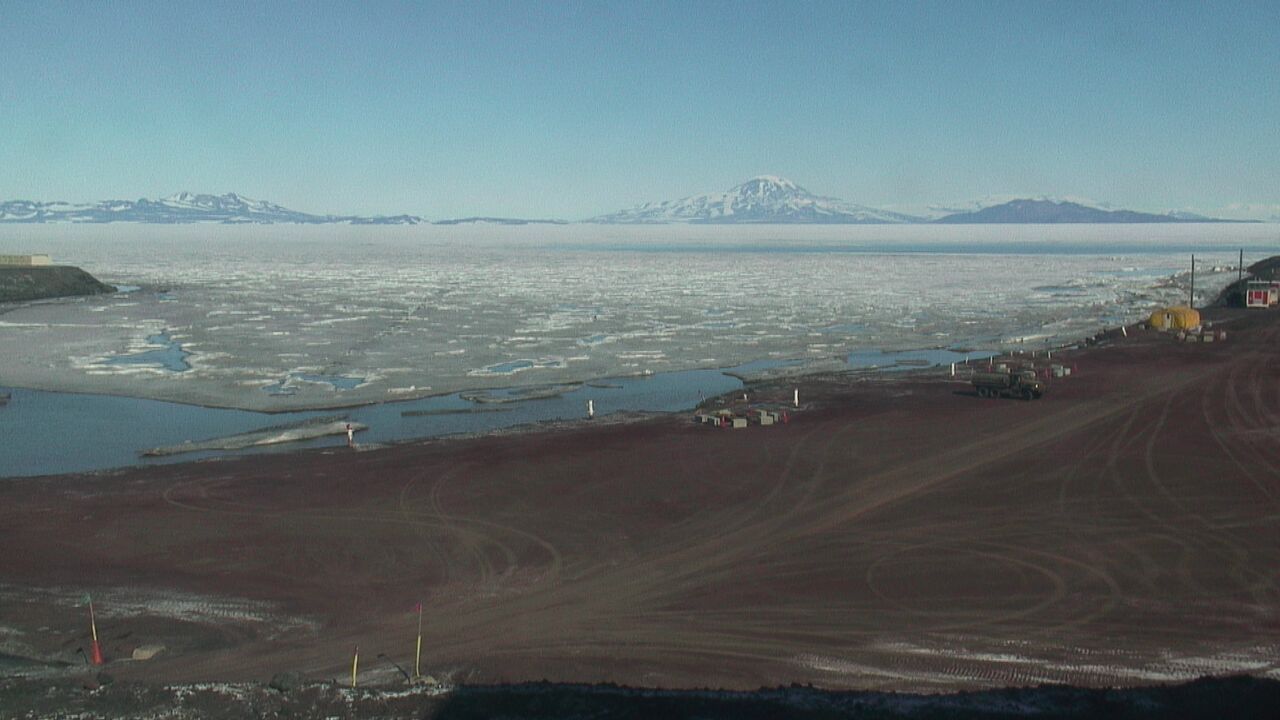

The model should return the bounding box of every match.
[414,602,423,679]
[351,645,359,688]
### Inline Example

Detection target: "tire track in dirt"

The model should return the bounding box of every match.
[1139,390,1242,598]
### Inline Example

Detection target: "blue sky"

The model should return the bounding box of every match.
[2,1,1277,219]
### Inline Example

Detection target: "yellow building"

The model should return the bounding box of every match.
[1148,306,1201,331]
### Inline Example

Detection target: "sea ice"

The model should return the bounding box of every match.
[0,223,1262,411]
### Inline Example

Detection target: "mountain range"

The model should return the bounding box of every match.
[0,193,423,225]
[593,178,1244,224]
[0,181,1252,225]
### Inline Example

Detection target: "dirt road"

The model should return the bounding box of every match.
[2,309,1277,692]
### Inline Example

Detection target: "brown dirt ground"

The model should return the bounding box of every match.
[1,308,1277,692]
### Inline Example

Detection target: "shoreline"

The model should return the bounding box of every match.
[0,319,1176,482]
[0,338,1056,481]
[2,265,1257,483]
[0,316,1210,480]
[392,299,1259,490]
[0,339,994,415]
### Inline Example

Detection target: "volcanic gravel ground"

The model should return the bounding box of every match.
[1,308,1277,692]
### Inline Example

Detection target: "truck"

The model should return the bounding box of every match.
[972,369,1046,401]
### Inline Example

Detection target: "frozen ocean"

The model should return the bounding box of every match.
[0,222,1273,476]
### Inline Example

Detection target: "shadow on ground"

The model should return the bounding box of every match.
[3,675,1278,719]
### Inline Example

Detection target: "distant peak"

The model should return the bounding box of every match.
[164,191,256,204]
[729,176,812,200]
[590,177,920,224]
[737,175,801,190]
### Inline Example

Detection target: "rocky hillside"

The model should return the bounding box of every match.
[0,265,116,303]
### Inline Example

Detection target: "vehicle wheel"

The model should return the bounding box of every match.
[1024,389,1034,401]
[977,387,987,398]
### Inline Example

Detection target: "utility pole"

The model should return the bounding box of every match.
[1239,248,1244,283]
[1189,254,1195,309]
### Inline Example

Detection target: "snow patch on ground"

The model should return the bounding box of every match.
[0,585,319,637]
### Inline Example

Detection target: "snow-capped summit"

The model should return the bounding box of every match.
[736,175,802,194]
[165,191,200,206]
[164,191,256,209]
[158,192,301,217]
[590,176,919,224]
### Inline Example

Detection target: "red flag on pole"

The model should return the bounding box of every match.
[86,594,104,665]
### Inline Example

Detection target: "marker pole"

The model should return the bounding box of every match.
[88,595,104,665]
[415,603,423,679]
[351,645,359,688]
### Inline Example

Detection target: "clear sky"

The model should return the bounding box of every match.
[2,1,1277,219]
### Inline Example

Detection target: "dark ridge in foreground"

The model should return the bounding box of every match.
[0,265,116,303]
[437,677,1280,719]
[2,676,1277,719]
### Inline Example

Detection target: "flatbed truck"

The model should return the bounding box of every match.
[972,369,1045,401]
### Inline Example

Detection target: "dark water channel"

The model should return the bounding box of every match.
[0,348,990,478]
[0,366,748,478]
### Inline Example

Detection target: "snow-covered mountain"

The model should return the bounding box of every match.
[590,176,920,224]
[0,193,424,224]
[933,198,1242,224]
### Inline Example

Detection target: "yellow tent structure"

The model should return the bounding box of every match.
[1148,306,1201,331]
